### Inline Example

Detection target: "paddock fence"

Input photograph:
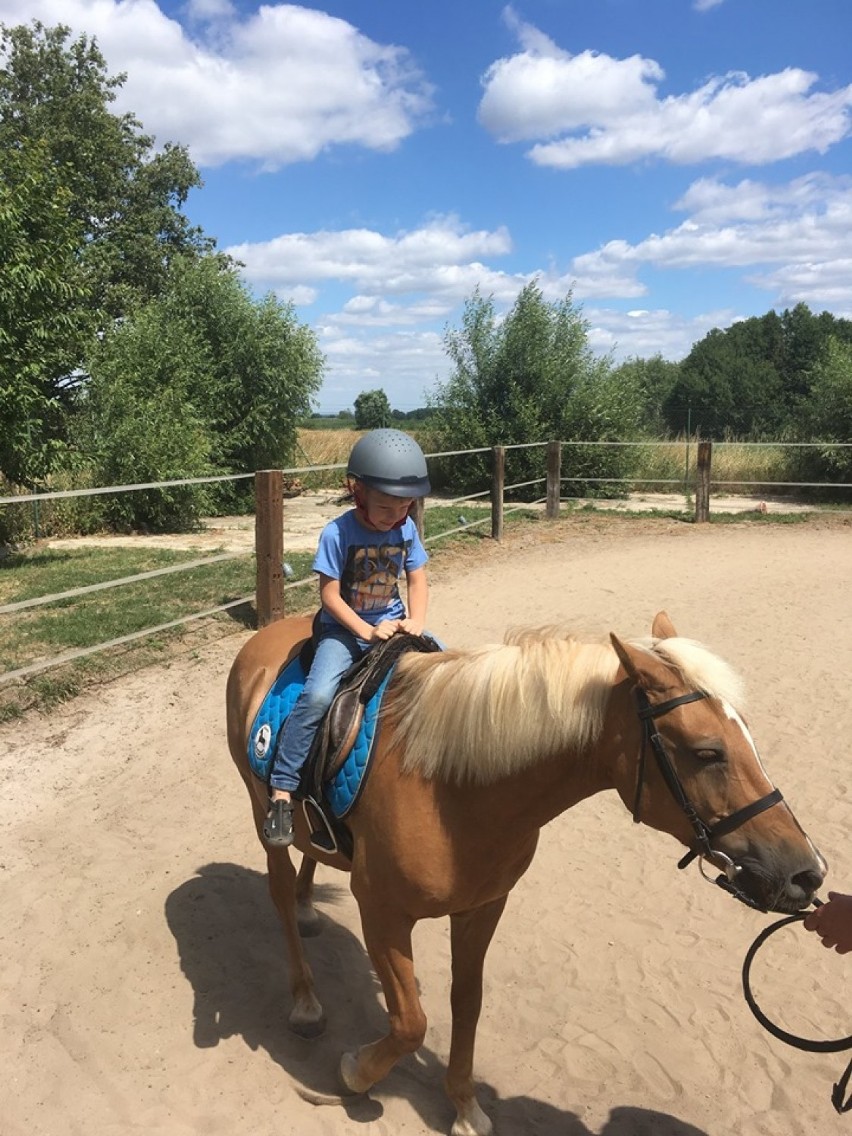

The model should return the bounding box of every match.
[2,438,849,686]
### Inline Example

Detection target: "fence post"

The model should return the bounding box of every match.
[255,469,284,626]
[546,440,561,518]
[491,445,505,541]
[694,441,712,523]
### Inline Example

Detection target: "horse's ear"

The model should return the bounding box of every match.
[651,611,678,639]
[610,633,676,693]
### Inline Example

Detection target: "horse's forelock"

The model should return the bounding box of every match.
[643,636,747,711]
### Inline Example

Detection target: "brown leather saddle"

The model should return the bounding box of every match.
[296,623,441,856]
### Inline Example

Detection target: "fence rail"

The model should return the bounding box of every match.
[2,438,849,684]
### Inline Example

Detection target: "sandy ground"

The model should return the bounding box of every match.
[2,514,852,1136]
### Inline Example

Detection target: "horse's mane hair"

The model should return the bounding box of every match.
[385,627,746,785]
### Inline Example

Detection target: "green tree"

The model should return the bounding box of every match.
[0,20,213,485]
[0,137,95,485]
[76,256,324,528]
[793,338,852,490]
[430,283,642,495]
[662,305,852,439]
[354,388,392,429]
[612,355,681,435]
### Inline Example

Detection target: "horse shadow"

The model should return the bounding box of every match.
[164,863,710,1135]
[165,861,447,1126]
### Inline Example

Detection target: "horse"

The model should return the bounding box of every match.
[226,611,826,1136]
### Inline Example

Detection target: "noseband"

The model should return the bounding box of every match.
[632,688,784,885]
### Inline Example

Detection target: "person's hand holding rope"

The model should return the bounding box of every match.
[804,892,852,955]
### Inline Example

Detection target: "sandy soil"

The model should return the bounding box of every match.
[2,514,851,1136]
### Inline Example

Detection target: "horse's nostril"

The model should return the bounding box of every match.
[791,868,824,896]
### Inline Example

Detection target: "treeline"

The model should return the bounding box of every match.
[424,285,852,497]
[3,21,852,541]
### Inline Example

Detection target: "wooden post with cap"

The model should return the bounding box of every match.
[695,441,712,524]
[491,445,505,541]
[255,469,284,626]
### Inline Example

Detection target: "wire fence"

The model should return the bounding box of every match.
[2,438,850,685]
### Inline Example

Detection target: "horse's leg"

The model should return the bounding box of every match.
[338,906,426,1094]
[444,896,508,1136]
[245,785,325,1036]
[295,852,322,937]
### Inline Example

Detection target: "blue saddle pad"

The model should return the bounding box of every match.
[247,655,393,818]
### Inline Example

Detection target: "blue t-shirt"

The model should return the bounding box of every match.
[313,509,428,628]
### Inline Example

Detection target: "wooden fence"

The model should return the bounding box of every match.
[3,437,849,679]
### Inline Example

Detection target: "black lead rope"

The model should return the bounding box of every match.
[741,902,852,1115]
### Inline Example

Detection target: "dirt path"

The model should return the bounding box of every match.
[1,515,851,1136]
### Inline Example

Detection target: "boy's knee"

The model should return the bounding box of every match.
[302,688,335,716]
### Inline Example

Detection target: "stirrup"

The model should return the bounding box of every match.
[301,798,338,854]
[263,798,294,846]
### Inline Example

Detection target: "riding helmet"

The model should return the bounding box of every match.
[347,429,431,498]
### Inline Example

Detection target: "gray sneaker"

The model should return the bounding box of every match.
[263,798,294,846]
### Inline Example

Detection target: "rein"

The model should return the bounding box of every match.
[631,685,849,1113]
[741,905,852,1115]
[632,687,783,887]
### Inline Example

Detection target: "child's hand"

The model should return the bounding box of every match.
[398,618,424,635]
[370,620,400,642]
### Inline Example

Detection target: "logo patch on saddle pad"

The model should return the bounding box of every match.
[247,655,393,818]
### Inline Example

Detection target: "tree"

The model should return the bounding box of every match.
[612,355,681,435]
[430,283,643,495]
[0,20,214,485]
[76,255,324,528]
[662,305,852,439]
[793,337,852,490]
[354,389,392,429]
[0,137,95,485]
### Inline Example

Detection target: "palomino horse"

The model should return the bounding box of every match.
[226,611,825,1136]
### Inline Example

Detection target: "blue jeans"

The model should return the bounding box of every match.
[269,627,367,793]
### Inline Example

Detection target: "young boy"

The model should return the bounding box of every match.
[263,428,431,846]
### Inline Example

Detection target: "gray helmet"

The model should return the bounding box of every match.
[347,428,431,498]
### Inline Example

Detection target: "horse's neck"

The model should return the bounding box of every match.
[483,733,622,834]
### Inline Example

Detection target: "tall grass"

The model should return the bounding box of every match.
[628,440,794,495]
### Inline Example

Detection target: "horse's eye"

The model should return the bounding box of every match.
[695,747,725,764]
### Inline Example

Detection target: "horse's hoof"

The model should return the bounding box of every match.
[288,994,326,1038]
[339,1051,373,1094]
[451,1100,493,1136]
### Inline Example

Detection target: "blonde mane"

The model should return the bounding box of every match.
[385,627,746,785]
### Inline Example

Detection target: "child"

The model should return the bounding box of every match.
[263,428,431,846]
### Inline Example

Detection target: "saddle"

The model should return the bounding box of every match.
[296,627,442,857]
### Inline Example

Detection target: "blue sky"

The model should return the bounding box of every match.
[3,1,852,412]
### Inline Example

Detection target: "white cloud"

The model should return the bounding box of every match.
[569,174,852,302]
[694,0,725,10]
[226,215,518,300]
[585,305,739,361]
[479,12,852,168]
[0,0,433,168]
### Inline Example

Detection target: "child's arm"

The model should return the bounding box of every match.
[318,574,399,642]
[398,566,428,635]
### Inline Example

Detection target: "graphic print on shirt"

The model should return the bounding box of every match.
[340,541,411,614]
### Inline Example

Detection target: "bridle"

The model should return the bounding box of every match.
[632,687,783,903]
[633,687,851,1113]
